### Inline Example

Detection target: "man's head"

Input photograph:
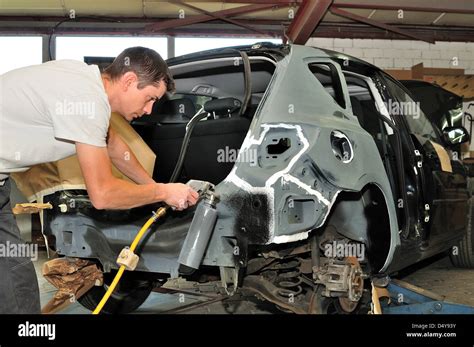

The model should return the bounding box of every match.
[102,47,175,121]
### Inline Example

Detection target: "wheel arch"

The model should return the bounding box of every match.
[322,183,393,273]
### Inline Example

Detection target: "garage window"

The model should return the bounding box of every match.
[56,36,168,61]
[0,36,42,74]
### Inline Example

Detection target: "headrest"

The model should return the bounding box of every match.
[204,97,242,116]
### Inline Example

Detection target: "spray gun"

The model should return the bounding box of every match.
[178,180,219,275]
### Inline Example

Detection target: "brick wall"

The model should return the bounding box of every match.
[306,38,474,154]
[306,38,474,74]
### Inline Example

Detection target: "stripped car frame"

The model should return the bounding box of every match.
[41,43,472,313]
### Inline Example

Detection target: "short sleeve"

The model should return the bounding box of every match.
[51,94,111,147]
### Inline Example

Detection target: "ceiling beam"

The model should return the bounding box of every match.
[314,22,474,41]
[332,3,474,15]
[2,22,474,42]
[0,15,289,27]
[144,3,275,32]
[222,0,302,3]
[174,1,277,37]
[286,0,333,44]
[330,6,435,43]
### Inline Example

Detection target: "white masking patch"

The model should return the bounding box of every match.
[224,123,331,243]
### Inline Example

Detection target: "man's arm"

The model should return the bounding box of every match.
[107,127,154,184]
[76,142,198,210]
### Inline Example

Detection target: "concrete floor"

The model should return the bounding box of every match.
[34,250,474,314]
[397,254,474,307]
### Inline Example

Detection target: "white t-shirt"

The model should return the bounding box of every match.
[0,60,111,179]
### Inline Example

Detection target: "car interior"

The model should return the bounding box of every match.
[132,57,276,185]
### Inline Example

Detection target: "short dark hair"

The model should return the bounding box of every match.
[104,46,175,92]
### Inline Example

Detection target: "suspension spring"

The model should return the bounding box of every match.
[275,258,303,298]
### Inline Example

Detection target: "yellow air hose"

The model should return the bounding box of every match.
[92,206,168,314]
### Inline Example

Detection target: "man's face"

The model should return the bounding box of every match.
[117,72,168,121]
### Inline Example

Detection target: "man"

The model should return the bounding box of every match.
[0,47,199,313]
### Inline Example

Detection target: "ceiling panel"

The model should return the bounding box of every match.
[0,0,64,15]
[64,0,143,16]
[372,10,441,25]
[435,13,474,26]
[321,12,354,23]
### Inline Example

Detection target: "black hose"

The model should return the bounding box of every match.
[169,49,252,182]
[169,109,208,183]
[220,48,252,117]
[239,51,252,117]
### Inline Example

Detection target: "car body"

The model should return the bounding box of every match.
[401,79,466,155]
[400,79,464,132]
[42,43,473,313]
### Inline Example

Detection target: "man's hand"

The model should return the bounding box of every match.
[158,183,199,211]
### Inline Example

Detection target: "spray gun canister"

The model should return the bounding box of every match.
[178,193,218,273]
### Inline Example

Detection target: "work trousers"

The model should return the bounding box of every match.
[0,178,41,314]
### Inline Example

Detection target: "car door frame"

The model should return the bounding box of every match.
[379,72,469,252]
[342,69,410,235]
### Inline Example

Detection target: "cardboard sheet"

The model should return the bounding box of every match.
[41,258,103,314]
[11,112,156,202]
[429,141,453,173]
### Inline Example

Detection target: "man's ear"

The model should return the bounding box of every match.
[120,71,138,91]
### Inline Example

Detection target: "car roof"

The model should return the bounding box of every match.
[166,42,288,66]
[166,43,378,71]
